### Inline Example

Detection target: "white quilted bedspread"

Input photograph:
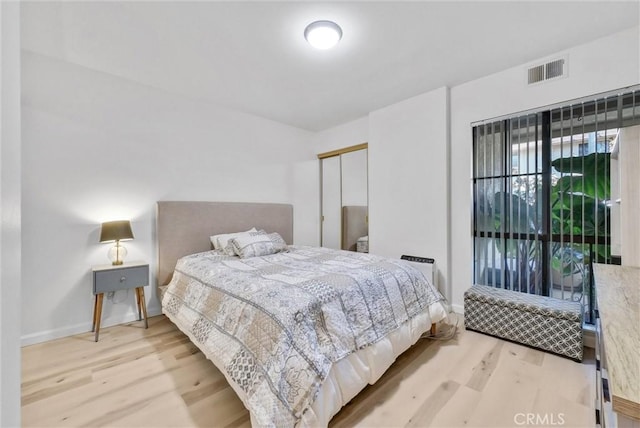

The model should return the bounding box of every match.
[162,246,444,427]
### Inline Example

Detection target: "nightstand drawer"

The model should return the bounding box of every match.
[93,265,149,294]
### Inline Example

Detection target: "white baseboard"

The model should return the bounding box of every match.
[21,304,163,346]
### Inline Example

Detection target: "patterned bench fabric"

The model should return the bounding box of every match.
[464,285,583,361]
[464,284,582,322]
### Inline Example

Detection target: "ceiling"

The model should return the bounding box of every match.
[21,1,639,131]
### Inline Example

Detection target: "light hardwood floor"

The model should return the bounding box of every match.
[22,315,595,427]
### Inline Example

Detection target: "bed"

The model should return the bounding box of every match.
[157,201,447,427]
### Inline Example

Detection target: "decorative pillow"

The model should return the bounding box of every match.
[230,232,288,259]
[210,228,257,251]
[222,230,266,255]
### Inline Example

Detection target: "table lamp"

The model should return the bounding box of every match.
[99,220,134,265]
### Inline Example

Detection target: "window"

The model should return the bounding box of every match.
[472,86,640,323]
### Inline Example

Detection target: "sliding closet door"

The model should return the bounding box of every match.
[341,149,368,207]
[341,149,368,250]
[321,155,341,249]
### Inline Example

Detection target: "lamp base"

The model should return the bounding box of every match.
[108,242,128,265]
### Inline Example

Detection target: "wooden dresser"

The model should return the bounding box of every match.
[593,264,640,427]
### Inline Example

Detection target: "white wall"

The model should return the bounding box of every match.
[21,51,315,344]
[369,87,450,298]
[291,159,321,247]
[1,2,22,425]
[449,27,640,311]
[313,116,369,154]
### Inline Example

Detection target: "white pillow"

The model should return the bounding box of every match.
[210,228,257,251]
[230,232,288,259]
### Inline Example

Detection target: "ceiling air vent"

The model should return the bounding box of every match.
[527,58,566,85]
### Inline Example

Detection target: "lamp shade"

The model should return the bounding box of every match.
[99,220,134,243]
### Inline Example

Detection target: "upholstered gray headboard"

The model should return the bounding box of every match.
[156,201,293,286]
[342,205,368,251]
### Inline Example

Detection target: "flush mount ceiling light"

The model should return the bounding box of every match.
[304,20,342,50]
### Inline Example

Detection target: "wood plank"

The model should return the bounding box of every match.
[465,340,504,392]
[405,380,461,427]
[428,384,482,427]
[22,315,595,427]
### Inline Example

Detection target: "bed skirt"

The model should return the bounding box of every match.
[277,301,446,427]
[161,293,447,427]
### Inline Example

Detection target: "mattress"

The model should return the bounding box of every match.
[162,245,447,427]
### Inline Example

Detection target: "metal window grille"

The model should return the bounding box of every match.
[472,86,640,323]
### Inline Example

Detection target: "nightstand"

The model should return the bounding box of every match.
[91,261,149,342]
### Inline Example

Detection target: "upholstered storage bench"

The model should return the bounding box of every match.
[464,285,583,361]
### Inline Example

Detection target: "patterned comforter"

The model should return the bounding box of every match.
[162,246,445,427]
